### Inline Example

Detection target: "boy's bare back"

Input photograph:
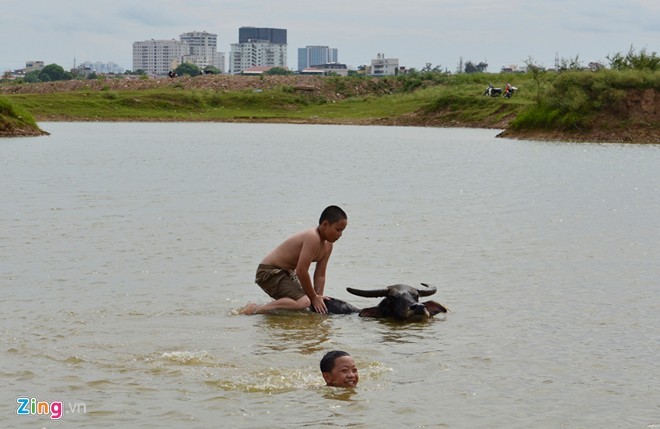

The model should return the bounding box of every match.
[261,227,332,271]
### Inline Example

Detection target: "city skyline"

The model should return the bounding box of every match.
[1,0,658,73]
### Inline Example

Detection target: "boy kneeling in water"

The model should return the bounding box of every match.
[241,206,347,315]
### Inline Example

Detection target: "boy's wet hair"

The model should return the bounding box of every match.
[320,350,350,373]
[319,205,347,225]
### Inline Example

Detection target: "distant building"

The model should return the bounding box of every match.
[301,63,348,77]
[240,66,291,75]
[180,31,225,73]
[230,27,287,74]
[300,68,325,76]
[133,31,226,75]
[77,61,125,75]
[25,61,45,73]
[133,39,188,75]
[239,27,287,44]
[297,46,338,71]
[370,53,399,76]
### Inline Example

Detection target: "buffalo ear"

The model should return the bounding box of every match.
[358,306,382,318]
[423,300,448,315]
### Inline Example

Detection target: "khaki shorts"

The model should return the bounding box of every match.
[255,264,306,301]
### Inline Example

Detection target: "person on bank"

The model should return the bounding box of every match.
[320,350,359,388]
[240,205,348,315]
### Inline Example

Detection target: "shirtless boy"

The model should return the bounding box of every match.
[240,205,347,315]
[320,350,359,388]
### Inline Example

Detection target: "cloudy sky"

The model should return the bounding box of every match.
[1,0,658,72]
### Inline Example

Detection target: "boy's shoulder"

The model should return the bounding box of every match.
[290,226,319,240]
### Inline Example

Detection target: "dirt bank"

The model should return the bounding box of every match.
[0,74,402,101]
[0,123,49,137]
[499,88,658,143]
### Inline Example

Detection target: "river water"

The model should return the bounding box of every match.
[1,122,659,428]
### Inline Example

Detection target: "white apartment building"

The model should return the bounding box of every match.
[133,39,188,75]
[180,31,225,73]
[370,53,400,76]
[230,41,287,74]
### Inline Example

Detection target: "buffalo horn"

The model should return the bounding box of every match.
[346,287,389,298]
[417,283,437,296]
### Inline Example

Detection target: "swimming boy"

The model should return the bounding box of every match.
[320,350,359,388]
[240,205,347,315]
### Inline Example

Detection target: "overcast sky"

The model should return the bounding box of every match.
[1,0,658,73]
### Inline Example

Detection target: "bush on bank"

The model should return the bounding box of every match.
[509,69,659,131]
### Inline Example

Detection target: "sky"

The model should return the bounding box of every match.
[1,0,658,73]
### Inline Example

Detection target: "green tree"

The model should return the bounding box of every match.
[607,46,659,71]
[464,61,488,73]
[264,67,291,75]
[23,70,41,83]
[203,65,220,75]
[524,57,547,105]
[39,64,72,81]
[558,55,582,72]
[174,62,201,77]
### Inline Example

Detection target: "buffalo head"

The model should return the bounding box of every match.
[346,283,448,321]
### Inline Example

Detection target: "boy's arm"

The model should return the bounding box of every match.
[295,233,328,314]
[313,245,332,296]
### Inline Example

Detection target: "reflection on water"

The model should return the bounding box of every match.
[321,387,359,402]
[372,319,447,345]
[1,122,658,428]
[255,312,334,355]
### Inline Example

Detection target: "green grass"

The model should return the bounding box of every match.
[7,88,326,121]
[2,73,537,125]
[0,95,45,135]
[4,70,655,137]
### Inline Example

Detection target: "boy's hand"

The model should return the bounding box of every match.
[312,295,328,314]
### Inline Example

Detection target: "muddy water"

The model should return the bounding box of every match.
[2,122,658,428]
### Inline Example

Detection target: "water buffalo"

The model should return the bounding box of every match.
[321,283,448,321]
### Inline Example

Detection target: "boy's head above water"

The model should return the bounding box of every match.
[319,205,347,225]
[318,205,347,244]
[320,350,359,388]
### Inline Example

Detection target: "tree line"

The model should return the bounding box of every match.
[3,47,657,84]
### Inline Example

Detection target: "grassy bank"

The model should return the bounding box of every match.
[1,74,533,127]
[2,71,657,142]
[0,95,48,137]
[502,69,659,142]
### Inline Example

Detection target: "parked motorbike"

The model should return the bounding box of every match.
[483,84,502,97]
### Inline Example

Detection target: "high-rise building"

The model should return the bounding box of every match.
[229,27,287,74]
[297,46,338,71]
[238,27,287,44]
[133,31,226,75]
[132,39,188,75]
[180,31,225,73]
